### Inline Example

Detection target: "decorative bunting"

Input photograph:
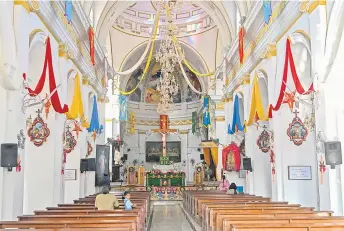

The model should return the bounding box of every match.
[283,90,296,112]
[192,111,197,134]
[119,95,127,121]
[66,73,89,128]
[87,141,93,157]
[44,93,51,119]
[130,112,135,135]
[22,37,69,113]
[256,128,271,153]
[65,0,72,24]
[263,0,272,24]
[87,96,101,133]
[246,75,269,126]
[268,39,314,118]
[203,95,211,127]
[286,110,308,146]
[228,95,245,134]
[72,121,82,138]
[88,27,95,65]
[319,156,326,184]
[238,27,245,64]
[27,109,50,147]
[63,126,77,154]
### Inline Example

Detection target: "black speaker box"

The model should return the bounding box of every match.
[243,158,252,172]
[325,141,342,168]
[1,143,18,168]
[87,158,96,171]
[80,159,87,172]
[124,154,128,160]
[200,154,204,160]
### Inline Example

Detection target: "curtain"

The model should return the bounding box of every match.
[65,0,72,23]
[239,27,245,64]
[203,148,211,166]
[119,95,127,121]
[88,27,95,65]
[87,96,101,133]
[263,0,272,24]
[228,95,245,134]
[210,147,218,167]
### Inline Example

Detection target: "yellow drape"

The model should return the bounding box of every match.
[210,147,218,167]
[66,73,89,128]
[246,75,269,126]
[203,148,211,166]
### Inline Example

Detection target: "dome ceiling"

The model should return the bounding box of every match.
[114,1,215,37]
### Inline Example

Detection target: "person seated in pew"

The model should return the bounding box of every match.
[95,186,119,210]
[219,175,230,191]
[227,182,238,194]
[123,191,136,210]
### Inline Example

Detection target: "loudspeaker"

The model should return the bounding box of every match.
[243,158,252,172]
[200,154,204,160]
[325,141,342,169]
[124,154,128,160]
[80,159,87,172]
[87,158,96,171]
[1,143,18,168]
[197,148,201,152]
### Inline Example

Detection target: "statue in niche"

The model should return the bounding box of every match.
[114,149,122,165]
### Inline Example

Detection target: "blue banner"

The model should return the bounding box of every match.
[202,95,210,127]
[87,96,100,133]
[263,0,272,24]
[65,0,73,24]
[228,95,245,134]
[119,95,127,121]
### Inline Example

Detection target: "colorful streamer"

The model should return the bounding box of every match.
[66,73,89,128]
[22,37,69,113]
[203,95,210,127]
[119,95,127,121]
[228,95,245,134]
[88,27,95,65]
[65,0,72,24]
[246,75,269,126]
[268,39,314,118]
[87,96,102,133]
[130,112,135,135]
[239,27,245,64]
[263,0,272,24]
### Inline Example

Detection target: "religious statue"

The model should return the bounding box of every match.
[114,149,121,165]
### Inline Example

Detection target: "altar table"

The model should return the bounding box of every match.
[146,172,185,187]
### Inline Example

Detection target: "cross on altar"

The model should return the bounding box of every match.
[152,115,177,157]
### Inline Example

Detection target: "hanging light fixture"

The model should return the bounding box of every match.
[155,1,182,114]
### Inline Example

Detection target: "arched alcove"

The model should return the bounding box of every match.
[257,70,269,113]
[28,31,47,86]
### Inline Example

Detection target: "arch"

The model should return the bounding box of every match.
[256,70,269,112]
[289,32,312,88]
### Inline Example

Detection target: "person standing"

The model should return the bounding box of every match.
[219,175,230,191]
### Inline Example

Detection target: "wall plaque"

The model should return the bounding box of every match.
[288,166,312,180]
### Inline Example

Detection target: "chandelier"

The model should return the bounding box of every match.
[155,4,182,114]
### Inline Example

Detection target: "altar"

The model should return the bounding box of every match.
[146,171,185,187]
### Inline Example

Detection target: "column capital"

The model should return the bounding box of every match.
[260,43,277,59]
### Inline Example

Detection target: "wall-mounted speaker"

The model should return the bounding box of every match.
[87,158,96,171]
[1,143,18,169]
[197,148,201,152]
[243,158,252,172]
[80,159,87,172]
[325,141,342,169]
[124,154,128,160]
[200,154,204,160]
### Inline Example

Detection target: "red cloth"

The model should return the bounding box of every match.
[89,27,95,65]
[238,27,245,64]
[222,143,241,172]
[268,39,314,118]
[22,37,68,113]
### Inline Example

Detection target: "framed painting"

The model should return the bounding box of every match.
[95,145,110,186]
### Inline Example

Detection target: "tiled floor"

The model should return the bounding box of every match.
[150,203,194,231]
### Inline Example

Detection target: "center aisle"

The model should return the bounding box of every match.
[150,203,194,231]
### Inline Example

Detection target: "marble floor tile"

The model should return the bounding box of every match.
[150,204,194,231]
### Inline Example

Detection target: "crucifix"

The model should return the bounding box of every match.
[152,115,177,157]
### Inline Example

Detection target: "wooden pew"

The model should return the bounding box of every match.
[229,223,344,231]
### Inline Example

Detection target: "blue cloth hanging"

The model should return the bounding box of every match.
[65,0,73,24]
[87,96,100,133]
[202,95,210,127]
[228,123,234,135]
[263,0,272,24]
[119,95,127,121]
[228,95,245,134]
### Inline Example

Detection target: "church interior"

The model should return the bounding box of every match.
[1,0,344,230]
